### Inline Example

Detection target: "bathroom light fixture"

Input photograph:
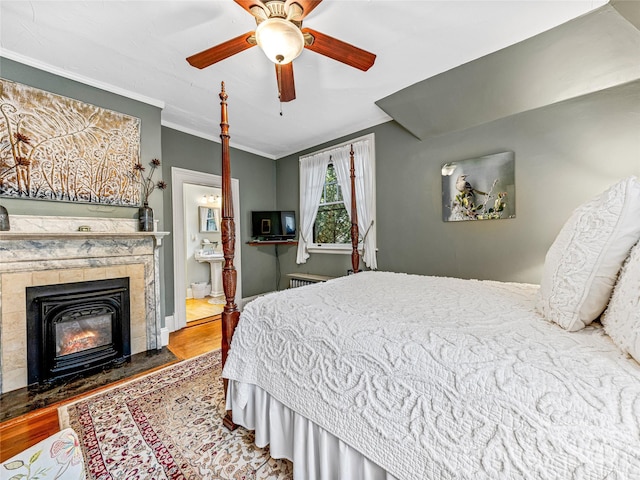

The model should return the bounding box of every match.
[255,17,304,64]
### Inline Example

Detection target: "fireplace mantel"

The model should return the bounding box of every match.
[0,215,169,393]
[0,230,169,245]
[1,215,169,244]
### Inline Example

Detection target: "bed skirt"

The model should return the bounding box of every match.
[227,380,398,480]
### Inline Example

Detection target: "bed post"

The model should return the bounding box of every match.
[219,82,239,430]
[350,144,360,273]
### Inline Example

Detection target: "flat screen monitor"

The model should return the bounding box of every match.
[251,211,296,240]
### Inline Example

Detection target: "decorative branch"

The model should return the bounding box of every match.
[132,158,167,205]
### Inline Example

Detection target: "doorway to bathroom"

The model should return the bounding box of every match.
[171,167,242,332]
[183,183,225,325]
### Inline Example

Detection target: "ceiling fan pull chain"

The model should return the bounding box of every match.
[276,62,285,115]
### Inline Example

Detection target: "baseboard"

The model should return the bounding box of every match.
[161,315,174,347]
[165,315,175,332]
[161,327,170,346]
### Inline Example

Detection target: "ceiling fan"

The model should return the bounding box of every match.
[186,0,376,102]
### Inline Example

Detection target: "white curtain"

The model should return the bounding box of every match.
[296,152,330,264]
[333,140,377,270]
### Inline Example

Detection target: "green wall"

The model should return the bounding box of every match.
[0,57,167,324]
[276,80,640,286]
[273,4,640,288]
[274,5,640,288]
[0,58,163,219]
[0,57,280,321]
[376,5,640,141]
[160,127,277,314]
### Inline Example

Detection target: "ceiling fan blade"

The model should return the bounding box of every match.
[275,62,296,102]
[234,0,268,16]
[286,0,323,19]
[186,31,256,69]
[302,28,376,71]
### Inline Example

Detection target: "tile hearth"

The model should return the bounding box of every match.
[0,347,177,422]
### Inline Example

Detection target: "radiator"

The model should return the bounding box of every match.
[287,274,335,289]
[289,278,316,288]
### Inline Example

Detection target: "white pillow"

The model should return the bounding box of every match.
[602,241,640,363]
[537,176,640,331]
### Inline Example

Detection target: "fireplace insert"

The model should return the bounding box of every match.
[26,277,131,388]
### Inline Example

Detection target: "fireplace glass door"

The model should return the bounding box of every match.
[27,277,131,388]
[56,311,113,357]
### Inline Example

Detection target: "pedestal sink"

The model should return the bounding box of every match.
[194,250,224,299]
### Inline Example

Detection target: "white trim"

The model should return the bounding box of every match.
[1,50,165,109]
[171,167,242,331]
[161,326,170,347]
[161,121,219,143]
[307,244,363,255]
[164,314,176,334]
[161,120,277,160]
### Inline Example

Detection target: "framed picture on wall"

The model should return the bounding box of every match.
[441,151,515,222]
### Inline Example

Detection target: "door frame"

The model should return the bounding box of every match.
[171,167,241,331]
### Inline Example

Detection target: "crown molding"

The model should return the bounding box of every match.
[0,49,165,109]
[161,121,276,160]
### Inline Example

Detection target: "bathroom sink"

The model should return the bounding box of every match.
[195,250,224,262]
[194,250,224,297]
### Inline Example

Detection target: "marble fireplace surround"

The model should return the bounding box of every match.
[0,215,168,393]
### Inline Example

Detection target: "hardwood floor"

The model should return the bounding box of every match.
[186,297,225,323]
[0,318,221,463]
[168,317,222,359]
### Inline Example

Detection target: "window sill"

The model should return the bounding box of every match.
[307,244,363,255]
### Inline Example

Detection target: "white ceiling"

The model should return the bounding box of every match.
[0,0,608,159]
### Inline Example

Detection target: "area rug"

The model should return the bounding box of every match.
[58,350,293,479]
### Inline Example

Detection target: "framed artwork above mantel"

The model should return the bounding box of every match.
[0,78,141,206]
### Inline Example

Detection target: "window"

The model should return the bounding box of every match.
[314,163,350,244]
[297,133,377,268]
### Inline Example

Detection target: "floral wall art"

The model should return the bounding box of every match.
[441,151,515,222]
[0,78,141,206]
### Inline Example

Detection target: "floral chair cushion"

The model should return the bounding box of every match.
[2,427,85,480]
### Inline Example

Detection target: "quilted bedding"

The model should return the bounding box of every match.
[222,271,640,479]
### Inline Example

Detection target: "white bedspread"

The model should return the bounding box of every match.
[222,271,640,479]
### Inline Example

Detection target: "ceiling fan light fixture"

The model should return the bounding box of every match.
[255,17,304,64]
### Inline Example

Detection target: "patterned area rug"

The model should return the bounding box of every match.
[59,350,292,479]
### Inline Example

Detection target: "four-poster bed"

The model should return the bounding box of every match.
[218,83,361,411]
[218,83,241,430]
[216,83,640,478]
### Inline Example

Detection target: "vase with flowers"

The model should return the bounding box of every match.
[134,158,167,232]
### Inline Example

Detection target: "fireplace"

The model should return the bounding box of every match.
[26,277,131,388]
[0,215,167,394]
